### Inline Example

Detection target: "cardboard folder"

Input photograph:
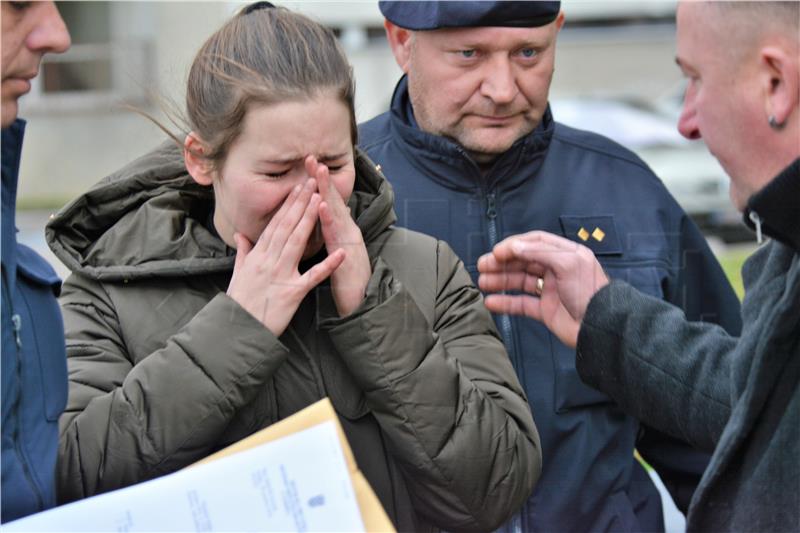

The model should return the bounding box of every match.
[192,398,395,532]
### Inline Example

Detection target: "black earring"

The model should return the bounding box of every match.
[768,115,785,130]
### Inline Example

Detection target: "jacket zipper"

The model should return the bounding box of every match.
[12,313,22,348]
[457,149,526,533]
[485,193,518,375]
[2,270,45,511]
[486,192,527,533]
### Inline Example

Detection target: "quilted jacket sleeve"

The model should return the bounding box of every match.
[57,274,288,502]
[323,239,541,532]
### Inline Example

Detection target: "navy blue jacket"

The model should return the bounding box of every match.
[359,78,743,532]
[1,119,67,522]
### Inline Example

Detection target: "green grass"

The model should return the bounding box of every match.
[17,197,72,211]
[715,247,753,301]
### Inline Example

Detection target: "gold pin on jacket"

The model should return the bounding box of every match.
[560,216,621,255]
[577,226,606,243]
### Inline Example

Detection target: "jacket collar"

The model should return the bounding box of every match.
[388,75,554,190]
[45,141,397,281]
[744,158,800,252]
[2,119,26,273]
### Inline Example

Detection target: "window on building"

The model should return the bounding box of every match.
[42,2,112,93]
[25,1,152,112]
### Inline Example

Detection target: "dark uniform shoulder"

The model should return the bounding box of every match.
[548,122,687,218]
[552,121,657,179]
[358,111,394,152]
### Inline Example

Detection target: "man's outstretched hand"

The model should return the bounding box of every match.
[478,231,609,348]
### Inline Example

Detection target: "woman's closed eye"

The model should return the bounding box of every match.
[262,169,290,179]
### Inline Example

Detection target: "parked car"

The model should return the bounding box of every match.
[550,97,749,241]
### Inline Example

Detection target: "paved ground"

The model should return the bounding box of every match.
[651,470,686,532]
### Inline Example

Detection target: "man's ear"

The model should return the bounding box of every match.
[554,11,566,32]
[384,20,413,73]
[184,132,214,186]
[761,44,799,127]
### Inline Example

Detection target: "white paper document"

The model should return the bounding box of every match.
[4,421,364,532]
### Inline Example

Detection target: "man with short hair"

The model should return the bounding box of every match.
[1,0,71,522]
[477,2,799,530]
[358,1,742,530]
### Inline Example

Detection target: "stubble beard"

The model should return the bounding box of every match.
[409,77,537,165]
[414,101,534,165]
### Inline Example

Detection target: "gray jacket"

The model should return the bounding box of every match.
[576,158,799,532]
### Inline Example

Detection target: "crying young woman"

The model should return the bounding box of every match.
[46,4,540,531]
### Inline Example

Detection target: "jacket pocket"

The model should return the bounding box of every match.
[553,264,666,413]
[603,263,666,300]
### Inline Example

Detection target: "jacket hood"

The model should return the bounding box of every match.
[744,157,800,252]
[46,141,396,282]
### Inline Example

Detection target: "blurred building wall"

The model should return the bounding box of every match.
[16,0,681,207]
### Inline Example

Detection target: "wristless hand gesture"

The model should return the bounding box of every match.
[226,178,346,336]
[478,231,609,348]
[307,155,371,317]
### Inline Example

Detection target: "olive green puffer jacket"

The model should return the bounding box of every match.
[46,142,541,532]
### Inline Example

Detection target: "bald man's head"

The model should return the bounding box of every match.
[675,0,799,210]
[701,1,799,65]
[710,1,799,36]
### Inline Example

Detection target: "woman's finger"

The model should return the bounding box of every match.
[304,154,319,180]
[319,200,341,247]
[315,160,332,202]
[279,193,321,263]
[265,178,316,256]
[254,182,303,253]
[301,247,346,289]
[315,159,350,219]
[305,155,334,203]
[232,232,252,272]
